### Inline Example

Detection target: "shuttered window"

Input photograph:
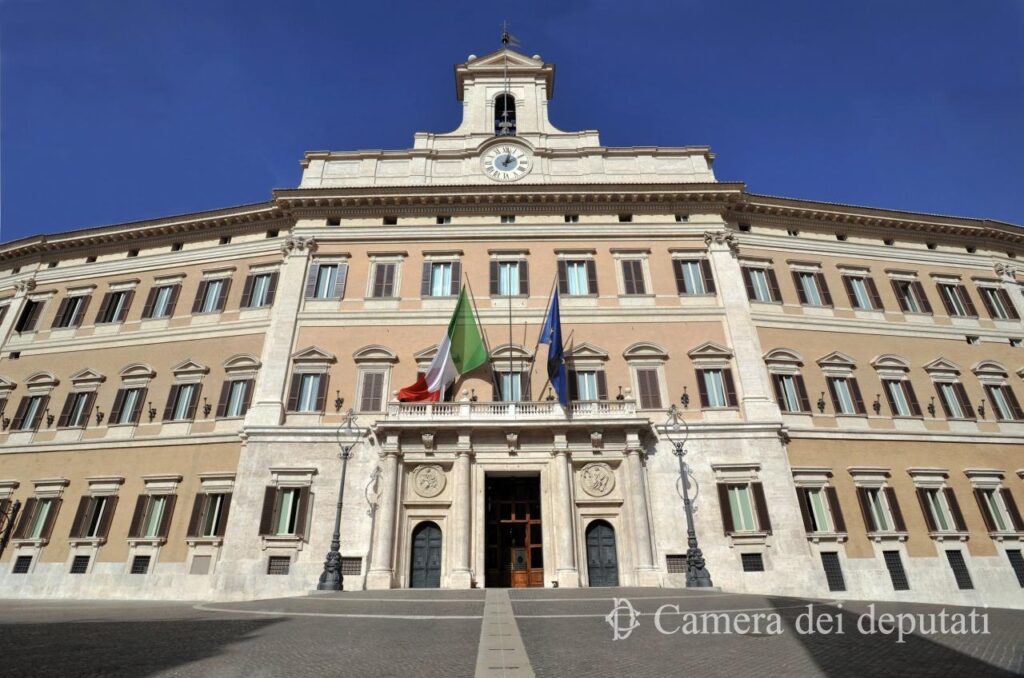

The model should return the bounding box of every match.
[359,371,386,412]
[13,497,61,542]
[110,387,146,425]
[217,379,253,418]
[673,259,716,296]
[718,482,771,535]
[741,267,780,302]
[51,294,91,329]
[634,368,662,409]
[979,287,1020,320]
[984,385,1024,421]
[241,272,278,308]
[557,260,597,296]
[163,383,201,422]
[69,495,118,540]
[11,395,48,432]
[192,278,231,314]
[842,275,883,311]
[57,391,96,428]
[890,279,932,314]
[620,259,646,295]
[935,382,975,420]
[882,379,922,417]
[792,271,832,307]
[696,369,738,408]
[186,492,232,539]
[937,283,977,317]
[772,374,811,413]
[14,299,44,333]
[495,371,525,402]
[858,487,906,533]
[258,486,311,537]
[95,290,134,324]
[371,263,397,298]
[142,284,180,319]
[826,377,866,415]
[127,494,177,539]
[490,260,528,296]
[421,261,461,297]
[297,374,322,412]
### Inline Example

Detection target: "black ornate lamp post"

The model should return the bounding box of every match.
[317,408,365,591]
[664,405,713,587]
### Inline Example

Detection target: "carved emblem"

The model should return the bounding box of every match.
[579,462,615,497]
[703,230,738,253]
[281,235,318,256]
[15,278,36,293]
[994,262,1017,278]
[412,464,446,498]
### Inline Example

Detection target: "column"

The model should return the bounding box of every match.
[551,443,579,587]
[704,230,781,421]
[625,444,660,586]
[245,236,317,426]
[449,447,473,588]
[366,449,401,589]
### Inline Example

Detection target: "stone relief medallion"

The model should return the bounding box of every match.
[412,464,446,498]
[579,463,615,497]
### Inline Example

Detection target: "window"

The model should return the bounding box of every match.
[882,379,922,417]
[718,482,771,534]
[188,492,232,539]
[51,294,91,329]
[635,368,663,410]
[13,497,60,541]
[436,215,451,225]
[259,486,310,537]
[57,391,96,428]
[11,395,48,432]
[620,259,646,295]
[857,487,906,533]
[110,387,147,425]
[305,263,348,300]
[842,274,883,311]
[421,261,461,298]
[494,93,515,135]
[359,371,385,411]
[666,554,687,573]
[14,299,43,333]
[192,278,231,314]
[489,260,528,297]
[130,555,152,574]
[974,488,1023,533]
[69,495,116,540]
[219,236,231,245]
[500,215,516,224]
[266,229,279,238]
[676,214,690,223]
[945,550,974,590]
[371,262,397,298]
[142,284,180,319]
[936,283,977,318]
[673,260,715,296]
[568,370,607,401]
[935,382,975,419]
[128,494,175,540]
[216,379,253,418]
[772,374,811,413]
[1007,550,1024,587]
[826,377,866,415]
[740,553,765,572]
[163,383,201,422]
[95,290,133,324]
[618,214,632,223]
[696,369,738,408]
[382,216,397,226]
[797,487,845,533]
[917,487,965,533]
[890,278,932,314]
[558,260,597,296]
[12,555,32,574]
[288,373,327,413]
[741,266,780,303]
[820,552,846,591]
[979,287,1020,320]
[241,272,278,308]
[495,371,525,402]
[267,556,291,575]
[70,555,91,574]
[883,550,910,590]
[564,214,579,223]
[171,243,183,252]
[792,270,832,307]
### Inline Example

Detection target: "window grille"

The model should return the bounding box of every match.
[666,554,687,574]
[883,550,909,590]
[740,553,765,572]
[267,556,291,575]
[1007,550,1024,588]
[944,550,973,590]
[820,552,846,591]
[70,555,91,574]
[12,556,32,574]
[341,557,363,576]
[131,555,151,575]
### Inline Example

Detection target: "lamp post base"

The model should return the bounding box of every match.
[685,544,713,588]
[317,549,344,591]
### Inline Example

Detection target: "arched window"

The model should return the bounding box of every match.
[495,93,516,136]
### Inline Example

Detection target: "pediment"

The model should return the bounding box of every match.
[923,358,961,374]
[465,48,543,70]
[171,359,210,376]
[491,343,533,360]
[24,371,58,389]
[764,348,803,365]
[69,368,106,386]
[352,345,397,364]
[0,376,15,394]
[292,346,337,364]
[871,354,910,371]
[687,341,733,360]
[622,342,668,361]
[972,360,1008,377]
[223,354,261,373]
[816,351,857,368]
[566,342,609,360]
[413,345,439,362]
[120,363,156,380]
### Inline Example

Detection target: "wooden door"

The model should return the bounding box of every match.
[410,522,442,588]
[586,521,619,587]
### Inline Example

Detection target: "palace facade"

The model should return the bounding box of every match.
[1,49,1023,608]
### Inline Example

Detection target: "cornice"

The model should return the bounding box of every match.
[752,312,1024,342]
[788,426,1024,445]
[0,431,243,455]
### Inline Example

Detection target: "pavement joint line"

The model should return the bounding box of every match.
[192,603,482,620]
[475,589,535,678]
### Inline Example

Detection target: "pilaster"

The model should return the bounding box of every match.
[366,440,401,590]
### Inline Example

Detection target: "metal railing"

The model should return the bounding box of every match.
[385,399,638,421]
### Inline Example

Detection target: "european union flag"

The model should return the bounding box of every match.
[538,289,569,407]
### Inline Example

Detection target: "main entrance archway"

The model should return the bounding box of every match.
[586,520,619,587]
[409,521,442,588]
[485,476,543,587]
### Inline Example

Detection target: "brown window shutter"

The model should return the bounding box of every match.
[1003,386,1024,420]
[717,483,734,535]
[794,375,811,412]
[585,260,598,295]
[856,487,875,532]
[885,487,907,531]
[165,285,180,316]
[566,369,578,402]
[518,261,529,296]
[420,262,433,297]
[239,275,255,308]
[723,369,738,407]
[314,373,330,412]
[69,496,92,539]
[489,261,500,295]
[264,271,280,305]
[825,377,840,413]
[28,396,48,430]
[674,260,689,295]
[766,269,782,302]
[917,488,938,532]
[131,387,148,424]
[304,263,322,299]
[94,292,113,324]
[162,385,181,421]
[740,267,755,299]
[128,495,147,538]
[215,279,231,311]
[450,261,462,295]
[997,289,1020,319]
[286,375,302,412]
[383,262,397,296]
[912,281,933,313]
[796,488,813,532]
[331,265,347,300]
[360,372,383,411]
[557,260,568,294]
[953,383,975,419]
[696,370,709,408]
[116,290,134,322]
[141,287,158,319]
[216,381,231,417]
[751,482,772,533]
[636,369,662,409]
[57,393,76,428]
[959,286,978,316]
[904,381,922,417]
[596,370,608,400]
[185,383,202,420]
[944,487,966,531]
[109,389,126,425]
[72,295,92,326]
[825,486,846,532]
[621,260,637,295]
[157,494,177,538]
[815,272,833,306]
[973,489,997,532]
[186,494,205,538]
[191,281,208,313]
[295,487,312,539]
[841,276,857,308]
[95,495,118,540]
[521,370,532,401]
[51,297,71,328]
[849,378,867,414]
[241,379,254,414]
[80,392,96,427]
[865,277,884,311]
[934,383,953,418]
[999,488,1024,531]
[12,498,37,540]
[10,397,29,431]
[791,271,808,305]
[258,486,277,536]
[216,493,232,537]
[891,279,909,312]
[771,374,787,410]
[936,284,955,315]
[979,287,998,318]
[699,259,716,294]
[38,498,61,542]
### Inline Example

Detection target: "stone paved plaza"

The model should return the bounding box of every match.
[0,588,1021,677]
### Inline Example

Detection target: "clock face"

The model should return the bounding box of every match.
[481,144,532,182]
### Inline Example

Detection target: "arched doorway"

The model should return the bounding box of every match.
[586,520,619,587]
[410,521,442,588]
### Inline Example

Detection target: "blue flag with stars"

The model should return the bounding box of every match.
[538,289,569,407]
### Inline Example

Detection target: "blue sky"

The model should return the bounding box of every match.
[2,1,1022,242]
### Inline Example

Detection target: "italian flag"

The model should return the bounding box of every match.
[398,287,488,402]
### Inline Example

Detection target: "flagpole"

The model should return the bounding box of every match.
[464,274,499,402]
[528,276,558,365]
